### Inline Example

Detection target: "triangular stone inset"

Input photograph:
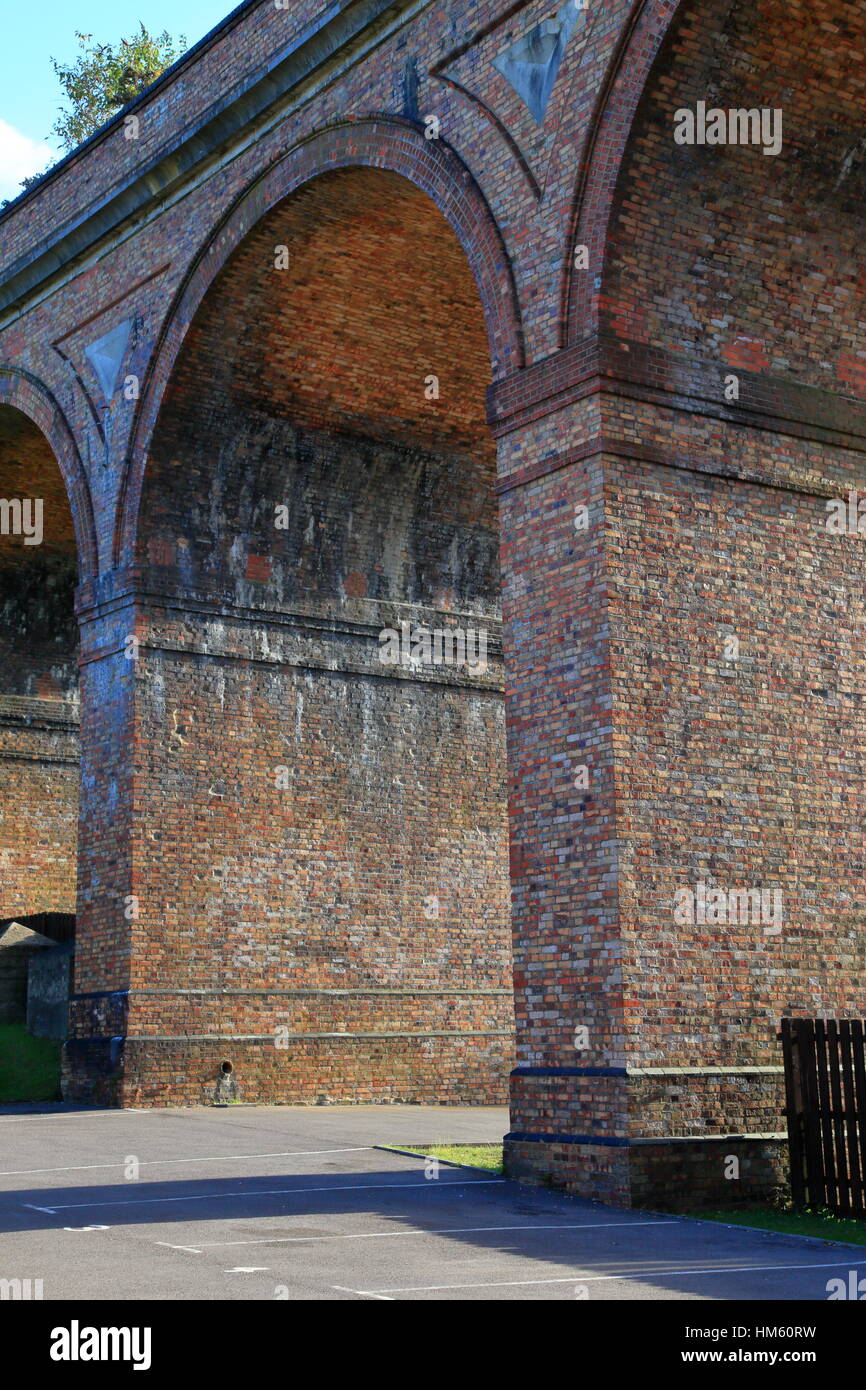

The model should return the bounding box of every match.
[84,319,133,402]
[493,0,588,125]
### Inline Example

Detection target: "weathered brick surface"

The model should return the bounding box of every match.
[63,1033,512,1109]
[3,0,866,1206]
[604,0,866,396]
[607,451,866,1068]
[97,161,513,1104]
[0,710,78,920]
[502,0,866,1204]
[627,1139,789,1212]
[0,408,79,921]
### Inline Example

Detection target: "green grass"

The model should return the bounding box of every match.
[0,1023,62,1102]
[383,1143,504,1174]
[691,1205,866,1247]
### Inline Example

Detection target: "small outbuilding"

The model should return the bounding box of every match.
[0,921,55,1025]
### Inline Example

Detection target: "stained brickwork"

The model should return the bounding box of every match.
[97,163,511,1104]
[2,0,866,1208]
[0,407,79,920]
[604,0,866,393]
[502,0,866,1204]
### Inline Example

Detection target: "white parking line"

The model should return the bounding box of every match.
[352,1257,866,1296]
[182,1219,678,1250]
[0,1147,374,1177]
[20,1177,504,1212]
[333,1284,395,1301]
[0,1110,152,1123]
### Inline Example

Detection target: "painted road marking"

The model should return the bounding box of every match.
[351,1257,866,1296]
[333,1284,395,1301]
[0,1110,152,1124]
[183,1219,679,1250]
[0,1147,374,1178]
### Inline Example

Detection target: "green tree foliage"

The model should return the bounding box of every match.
[51,23,187,153]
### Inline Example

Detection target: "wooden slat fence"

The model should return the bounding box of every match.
[781,1017,866,1215]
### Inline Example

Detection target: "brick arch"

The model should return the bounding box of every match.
[0,365,97,581]
[593,0,866,395]
[117,117,524,568]
[563,0,684,345]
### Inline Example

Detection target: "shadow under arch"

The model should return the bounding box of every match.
[562,0,686,347]
[0,366,98,583]
[0,369,85,934]
[116,115,525,569]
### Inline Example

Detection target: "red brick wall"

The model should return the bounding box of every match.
[590,0,866,1075]
[603,0,866,393]
[0,711,78,920]
[112,165,513,1105]
[0,0,628,378]
[606,445,866,1072]
[160,167,496,457]
[0,407,78,920]
[494,0,866,1201]
[7,0,864,1206]
[0,409,78,696]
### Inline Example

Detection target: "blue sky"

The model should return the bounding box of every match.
[0,0,234,198]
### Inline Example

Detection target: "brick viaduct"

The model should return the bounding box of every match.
[2,0,866,1208]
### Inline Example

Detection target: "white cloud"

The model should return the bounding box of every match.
[0,119,56,203]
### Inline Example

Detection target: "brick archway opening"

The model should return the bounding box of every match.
[0,404,79,940]
[120,165,514,1105]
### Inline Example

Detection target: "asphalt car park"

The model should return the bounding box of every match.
[1,1104,863,1301]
